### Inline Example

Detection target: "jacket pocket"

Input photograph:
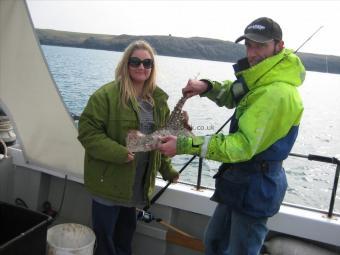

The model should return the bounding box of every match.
[211,169,250,210]
[243,168,287,217]
[84,157,108,188]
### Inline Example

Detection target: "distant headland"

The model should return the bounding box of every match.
[36,29,340,74]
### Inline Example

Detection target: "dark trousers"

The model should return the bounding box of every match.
[92,200,136,255]
[204,203,268,255]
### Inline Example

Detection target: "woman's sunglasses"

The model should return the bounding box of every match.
[128,57,153,69]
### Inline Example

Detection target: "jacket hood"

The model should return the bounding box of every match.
[236,48,306,91]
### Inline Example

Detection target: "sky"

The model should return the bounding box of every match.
[26,0,340,56]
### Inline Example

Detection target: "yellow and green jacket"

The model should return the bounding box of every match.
[78,81,178,205]
[177,48,305,163]
[178,48,305,217]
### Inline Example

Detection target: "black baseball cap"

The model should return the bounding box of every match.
[235,17,282,43]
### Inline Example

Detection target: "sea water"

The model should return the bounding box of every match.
[42,45,340,213]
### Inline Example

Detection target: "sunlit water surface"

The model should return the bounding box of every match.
[42,45,340,212]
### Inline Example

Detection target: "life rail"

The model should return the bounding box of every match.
[151,118,340,218]
[183,152,340,218]
[72,112,339,217]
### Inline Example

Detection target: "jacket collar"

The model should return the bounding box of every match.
[129,85,169,112]
[233,48,298,91]
[153,86,169,102]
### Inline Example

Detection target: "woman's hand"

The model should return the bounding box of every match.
[126,151,135,162]
[170,172,179,183]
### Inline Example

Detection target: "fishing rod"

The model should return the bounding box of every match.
[142,25,325,212]
[137,207,205,251]
[137,26,329,249]
[137,209,195,238]
[143,114,233,211]
[294,25,324,53]
[138,114,233,245]
[251,25,324,87]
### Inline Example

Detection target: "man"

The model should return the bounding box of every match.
[158,17,305,255]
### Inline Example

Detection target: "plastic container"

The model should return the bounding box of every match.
[0,116,16,146]
[0,201,52,255]
[47,223,96,255]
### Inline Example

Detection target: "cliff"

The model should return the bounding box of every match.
[36,29,340,74]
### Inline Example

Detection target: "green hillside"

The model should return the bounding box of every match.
[36,29,340,74]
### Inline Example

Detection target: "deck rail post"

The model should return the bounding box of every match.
[196,158,203,190]
[328,162,339,218]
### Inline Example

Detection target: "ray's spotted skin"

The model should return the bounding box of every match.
[126,96,193,152]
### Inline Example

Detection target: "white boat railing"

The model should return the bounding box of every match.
[177,152,340,218]
[70,112,340,218]
[288,153,340,218]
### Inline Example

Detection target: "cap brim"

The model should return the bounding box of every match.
[235,33,273,43]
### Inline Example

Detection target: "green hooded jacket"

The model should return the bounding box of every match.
[78,81,178,204]
[177,48,305,162]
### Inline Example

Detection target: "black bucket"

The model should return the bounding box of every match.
[0,201,52,255]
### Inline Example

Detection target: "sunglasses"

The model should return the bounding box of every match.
[128,57,153,69]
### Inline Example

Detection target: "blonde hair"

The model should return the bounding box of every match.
[115,40,157,108]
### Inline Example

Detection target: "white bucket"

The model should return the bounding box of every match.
[47,223,96,255]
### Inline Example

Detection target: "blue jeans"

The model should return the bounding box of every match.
[92,200,136,255]
[204,203,268,255]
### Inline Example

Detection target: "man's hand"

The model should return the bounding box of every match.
[182,79,209,98]
[158,135,178,157]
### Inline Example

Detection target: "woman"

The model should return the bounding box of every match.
[78,40,179,255]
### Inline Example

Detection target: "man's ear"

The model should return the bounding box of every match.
[277,40,285,51]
